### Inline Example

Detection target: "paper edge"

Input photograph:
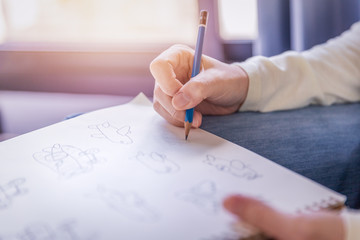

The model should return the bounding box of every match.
[128,92,152,106]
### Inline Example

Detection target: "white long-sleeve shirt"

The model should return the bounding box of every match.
[239,22,360,112]
[238,22,360,240]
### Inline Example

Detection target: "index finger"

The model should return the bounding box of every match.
[150,45,193,96]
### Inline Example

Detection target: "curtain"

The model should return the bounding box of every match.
[256,0,360,56]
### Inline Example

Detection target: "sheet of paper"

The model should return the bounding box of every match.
[0,93,345,240]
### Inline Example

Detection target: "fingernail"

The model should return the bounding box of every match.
[173,92,190,109]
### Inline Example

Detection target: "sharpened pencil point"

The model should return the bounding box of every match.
[184,121,192,141]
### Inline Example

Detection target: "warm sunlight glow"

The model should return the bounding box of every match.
[218,0,258,40]
[0,0,198,44]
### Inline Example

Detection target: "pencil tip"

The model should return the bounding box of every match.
[185,135,188,140]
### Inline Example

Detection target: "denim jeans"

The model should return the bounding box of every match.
[202,103,360,208]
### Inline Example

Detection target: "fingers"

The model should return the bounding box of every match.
[151,45,203,127]
[171,72,211,110]
[153,100,184,127]
[172,69,224,110]
[154,83,178,117]
[151,44,249,126]
[150,45,194,96]
[292,213,345,240]
[153,85,202,128]
[224,195,292,239]
[224,195,346,240]
[172,64,246,111]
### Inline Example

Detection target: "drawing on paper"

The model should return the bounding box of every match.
[0,220,96,240]
[87,185,160,222]
[130,151,180,174]
[155,127,185,146]
[0,178,27,210]
[33,144,102,178]
[175,180,220,215]
[88,122,133,144]
[203,155,261,180]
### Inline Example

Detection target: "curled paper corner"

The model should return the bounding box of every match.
[129,92,152,106]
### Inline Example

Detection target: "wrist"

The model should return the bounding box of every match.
[230,63,250,111]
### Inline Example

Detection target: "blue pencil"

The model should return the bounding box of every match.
[185,10,208,140]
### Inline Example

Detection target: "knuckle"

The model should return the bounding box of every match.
[169,109,177,118]
[153,85,162,97]
[172,110,185,123]
[163,86,178,97]
[153,101,161,113]
[189,81,206,101]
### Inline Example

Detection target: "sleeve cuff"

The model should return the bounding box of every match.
[233,60,262,112]
[342,208,360,240]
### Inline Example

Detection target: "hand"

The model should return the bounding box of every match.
[150,44,249,128]
[223,195,345,240]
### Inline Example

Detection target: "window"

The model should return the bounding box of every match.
[0,0,200,96]
[0,0,258,95]
[216,0,258,62]
[0,0,198,45]
[218,0,258,40]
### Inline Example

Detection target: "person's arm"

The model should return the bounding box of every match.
[238,22,360,112]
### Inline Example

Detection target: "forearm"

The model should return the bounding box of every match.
[237,22,360,112]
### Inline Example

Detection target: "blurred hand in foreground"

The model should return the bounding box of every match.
[223,195,345,240]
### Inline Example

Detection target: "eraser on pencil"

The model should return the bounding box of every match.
[200,10,208,26]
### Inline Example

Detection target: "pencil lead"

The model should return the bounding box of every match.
[185,135,188,141]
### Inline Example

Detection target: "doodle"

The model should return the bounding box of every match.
[87,185,160,222]
[155,127,185,146]
[88,122,133,144]
[0,178,27,210]
[175,180,220,215]
[204,155,261,180]
[0,220,95,240]
[130,151,180,174]
[33,144,101,178]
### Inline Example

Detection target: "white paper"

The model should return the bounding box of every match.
[0,93,346,240]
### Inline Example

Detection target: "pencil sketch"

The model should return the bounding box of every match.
[0,178,27,210]
[130,151,180,174]
[175,180,220,215]
[203,155,262,180]
[155,128,185,146]
[88,122,133,144]
[0,219,96,240]
[86,185,160,222]
[33,144,102,179]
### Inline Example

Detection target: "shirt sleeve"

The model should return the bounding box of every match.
[342,209,360,240]
[237,22,360,112]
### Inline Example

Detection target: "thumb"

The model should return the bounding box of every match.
[172,70,217,110]
[223,195,294,239]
